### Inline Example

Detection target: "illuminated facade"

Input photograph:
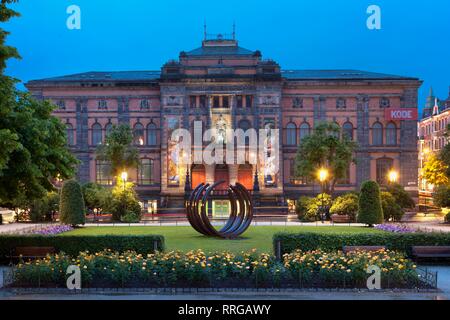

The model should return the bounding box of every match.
[26,35,422,214]
[418,88,450,195]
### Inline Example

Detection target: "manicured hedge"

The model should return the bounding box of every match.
[0,235,165,260]
[273,232,450,256]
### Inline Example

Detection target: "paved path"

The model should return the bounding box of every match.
[0,223,45,235]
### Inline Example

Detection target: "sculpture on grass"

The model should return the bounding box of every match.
[186,181,253,239]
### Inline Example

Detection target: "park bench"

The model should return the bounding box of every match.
[331,214,351,224]
[412,246,450,260]
[343,246,386,254]
[9,247,56,263]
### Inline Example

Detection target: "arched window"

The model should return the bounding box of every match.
[299,122,310,142]
[286,123,297,146]
[133,123,144,145]
[342,122,353,140]
[66,123,74,146]
[386,122,397,146]
[372,122,383,145]
[92,123,102,145]
[147,123,157,146]
[138,158,154,185]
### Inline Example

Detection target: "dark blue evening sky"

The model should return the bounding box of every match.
[4,0,450,111]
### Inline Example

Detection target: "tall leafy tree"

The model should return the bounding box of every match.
[0,0,78,207]
[294,122,358,195]
[95,124,139,180]
[422,153,449,187]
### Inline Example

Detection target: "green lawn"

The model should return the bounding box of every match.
[63,226,385,254]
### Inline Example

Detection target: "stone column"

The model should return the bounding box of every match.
[356,95,371,187]
[400,88,419,192]
[75,98,90,183]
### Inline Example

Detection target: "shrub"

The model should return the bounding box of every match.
[82,182,112,215]
[12,249,420,289]
[330,193,359,221]
[59,180,85,226]
[296,196,314,221]
[445,213,450,224]
[381,191,404,222]
[433,185,450,208]
[384,183,415,209]
[29,198,48,223]
[0,234,165,261]
[273,232,450,256]
[296,194,332,222]
[109,183,142,222]
[357,180,383,226]
[121,212,141,223]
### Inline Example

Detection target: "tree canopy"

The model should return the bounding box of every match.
[95,124,139,179]
[421,153,449,187]
[294,122,358,194]
[0,1,78,207]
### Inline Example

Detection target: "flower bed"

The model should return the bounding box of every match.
[375,224,415,233]
[11,249,424,289]
[33,225,74,235]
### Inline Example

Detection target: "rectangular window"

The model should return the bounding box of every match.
[236,95,243,108]
[222,96,229,108]
[199,95,206,108]
[189,96,197,108]
[96,161,112,185]
[212,96,220,108]
[138,159,153,185]
[245,95,253,108]
[98,100,108,110]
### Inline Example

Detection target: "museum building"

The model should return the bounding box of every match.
[26,34,422,215]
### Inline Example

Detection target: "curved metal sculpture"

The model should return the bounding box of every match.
[186,181,253,239]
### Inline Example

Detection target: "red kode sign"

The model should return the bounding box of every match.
[385,108,418,121]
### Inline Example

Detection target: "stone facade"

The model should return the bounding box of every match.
[26,36,422,214]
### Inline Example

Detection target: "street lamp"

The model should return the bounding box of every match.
[317,168,329,223]
[121,171,128,191]
[388,170,399,184]
[318,168,329,184]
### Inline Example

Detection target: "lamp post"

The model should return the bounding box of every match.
[388,170,399,184]
[317,168,329,223]
[121,171,128,191]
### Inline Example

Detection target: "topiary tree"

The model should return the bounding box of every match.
[59,180,85,226]
[357,180,383,226]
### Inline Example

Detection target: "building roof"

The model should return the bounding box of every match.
[281,69,418,81]
[184,45,256,57]
[27,69,418,84]
[27,71,161,84]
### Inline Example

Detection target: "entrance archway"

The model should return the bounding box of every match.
[191,164,205,189]
[214,164,229,190]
